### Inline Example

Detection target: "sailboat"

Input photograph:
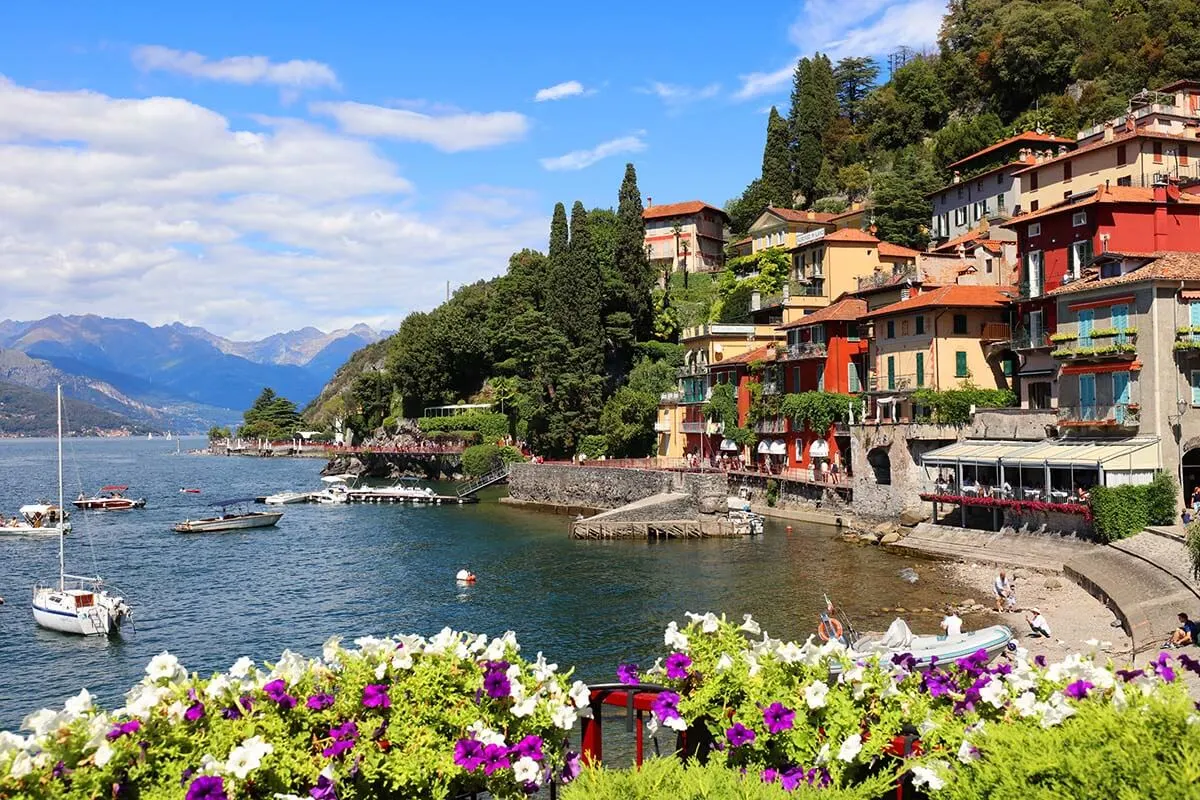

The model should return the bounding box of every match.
[31,386,133,637]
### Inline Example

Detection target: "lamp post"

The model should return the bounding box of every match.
[1171,397,1188,504]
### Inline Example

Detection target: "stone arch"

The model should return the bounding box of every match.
[1183,444,1200,508]
[867,447,892,486]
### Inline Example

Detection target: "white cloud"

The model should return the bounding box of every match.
[639,81,721,107]
[0,77,545,339]
[311,101,529,153]
[734,0,942,100]
[132,45,339,89]
[539,134,646,172]
[534,80,586,102]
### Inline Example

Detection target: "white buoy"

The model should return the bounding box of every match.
[456,569,476,583]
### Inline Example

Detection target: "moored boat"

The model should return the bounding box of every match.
[263,491,309,505]
[174,499,283,533]
[844,620,1014,672]
[0,504,70,537]
[73,485,147,510]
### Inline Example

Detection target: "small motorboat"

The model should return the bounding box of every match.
[843,619,1014,672]
[263,491,309,505]
[0,504,70,537]
[180,488,202,494]
[174,498,283,533]
[73,486,146,511]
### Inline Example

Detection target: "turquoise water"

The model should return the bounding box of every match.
[0,437,969,730]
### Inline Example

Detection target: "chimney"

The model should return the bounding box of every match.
[1035,151,1045,164]
[1126,113,1136,132]
[782,281,791,301]
[1058,145,1069,155]
[647,196,652,207]
[1103,121,1115,142]
[806,211,815,220]
[952,170,962,184]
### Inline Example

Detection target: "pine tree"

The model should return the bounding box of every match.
[834,56,879,124]
[761,107,793,208]
[873,146,939,249]
[544,201,574,345]
[548,201,569,261]
[614,163,652,342]
[789,53,838,205]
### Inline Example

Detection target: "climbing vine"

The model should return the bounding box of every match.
[909,384,1016,426]
[704,382,756,448]
[779,392,855,433]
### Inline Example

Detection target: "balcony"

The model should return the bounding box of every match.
[761,381,781,396]
[1011,330,1052,351]
[653,421,672,433]
[1056,404,1140,430]
[1050,331,1137,362]
[677,363,710,378]
[793,281,825,297]
[754,417,788,434]
[680,421,708,434]
[659,391,681,404]
[980,322,1011,342]
[867,374,918,393]
[784,342,828,360]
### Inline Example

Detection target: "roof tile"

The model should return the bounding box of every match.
[863,284,1017,319]
[778,296,868,329]
[1048,251,1200,296]
[643,200,730,221]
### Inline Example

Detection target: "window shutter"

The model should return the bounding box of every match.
[1192,371,1200,406]
[1019,252,1030,297]
[848,362,861,393]
[916,353,924,386]
[1191,302,1200,327]
[1068,243,1076,277]
[955,351,968,377]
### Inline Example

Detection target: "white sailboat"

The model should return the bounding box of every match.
[31,386,133,637]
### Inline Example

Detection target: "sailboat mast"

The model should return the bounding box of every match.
[57,384,65,591]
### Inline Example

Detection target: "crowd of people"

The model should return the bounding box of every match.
[680,453,850,483]
[934,472,1091,504]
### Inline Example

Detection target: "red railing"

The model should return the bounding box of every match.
[537,459,852,485]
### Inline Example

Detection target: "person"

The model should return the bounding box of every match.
[1192,486,1200,515]
[940,606,963,637]
[830,460,841,484]
[993,569,1009,612]
[1004,573,1018,612]
[1001,479,1013,499]
[1169,612,1199,647]
[1026,608,1052,638]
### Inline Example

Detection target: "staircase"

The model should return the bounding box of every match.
[457,463,512,498]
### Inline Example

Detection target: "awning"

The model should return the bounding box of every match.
[769,440,787,456]
[1019,369,1055,378]
[809,439,830,458]
[921,438,1161,472]
[920,440,1032,466]
[720,439,739,451]
[757,441,770,454]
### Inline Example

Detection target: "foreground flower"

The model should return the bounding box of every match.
[665,652,692,681]
[561,752,582,783]
[510,734,544,761]
[185,775,228,800]
[482,671,511,700]
[804,680,829,709]
[362,684,391,709]
[910,762,947,791]
[262,680,297,709]
[762,702,795,734]
[837,732,863,762]
[146,652,186,684]
[226,736,273,780]
[309,773,337,800]
[306,693,335,711]
[725,722,756,748]
[107,720,141,741]
[616,663,639,685]
[480,743,510,776]
[1064,680,1093,700]
[453,738,485,771]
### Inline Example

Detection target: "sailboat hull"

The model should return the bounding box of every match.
[32,588,130,636]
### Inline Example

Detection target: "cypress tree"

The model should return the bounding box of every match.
[761,106,793,208]
[567,200,604,360]
[790,53,838,205]
[544,201,573,343]
[548,201,569,261]
[614,163,652,342]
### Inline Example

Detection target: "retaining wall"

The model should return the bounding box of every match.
[506,463,728,512]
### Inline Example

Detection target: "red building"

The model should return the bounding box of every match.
[1004,183,1200,408]
[776,295,869,473]
[708,346,783,467]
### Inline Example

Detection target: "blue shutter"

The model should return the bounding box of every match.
[1078,309,1094,347]
[1192,371,1200,406]
[1112,304,1129,344]
[1080,374,1097,419]
[848,362,861,393]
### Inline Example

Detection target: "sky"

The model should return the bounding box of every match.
[0,0,945,339]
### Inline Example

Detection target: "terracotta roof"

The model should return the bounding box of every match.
[828,204,871,220]
[878,241,921,258]
[765,205,837,223]
[931,225,989,253]
[1048,251,1200,296]
[822,228,879,243]
[714,344,777,367]
[1156,79,1200,93]
[1003,183,1200,226]
[777,296,868,329]
[732,236,752,246]
[1012,130,1200,176]
[643,200,730,221]
[980,240,1006,254]
[947,131,1075,170]
[863,284,1017,319]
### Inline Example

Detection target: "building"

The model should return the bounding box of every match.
[787,228,921,314]
[776,295,869,475]
[862,284,1017,422]
[658,323,784,460]
[708,345,786,470]
[928,131,1075,245]
[1075,80,1200,147]
[746,207,839,253]
[927,223,1018,284]
[643,200,729,274]
[1003,182,1200,409]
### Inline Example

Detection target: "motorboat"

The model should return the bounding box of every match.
[311,484,350,504]
[263,491,309,505]
[728,509,765,535]
[0,504,70,537]
[174,498,283,533]
[347,477,436,502]
[32,386,133,637]
[838,620,1014,674]
[73,485,147,510]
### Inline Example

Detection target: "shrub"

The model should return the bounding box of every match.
[417,412,509,442]
[563,757,872,800]
[910,386,1016,425]
[461,443,524,476]
[765,479,779,507]
[780,392,854,434]
[578,435,607,459]
[1090,471,1177,542]
[1187,520,1200,582]
[1144,471,1178,526]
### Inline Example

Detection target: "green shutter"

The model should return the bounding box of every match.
[955,351,968,378]
[916,353,924,386]
[887,356,895,390]
[916,315,924,335]
[1082,238,1093,267]
[848,362,861,393]
[1019,252,1030,297]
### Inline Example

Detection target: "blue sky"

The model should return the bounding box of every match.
[0,0,944,338]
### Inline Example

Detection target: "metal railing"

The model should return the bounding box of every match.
[794,282,825,297]
[1056,404,1140,427]
[676,363,709,377]
[753,417,788,434]
[456,463,511,498]
[679,421,708,433]
[1011,330,1051,350]
[784,342,827,360]
[867,374,917,392]
[659,391,682,404]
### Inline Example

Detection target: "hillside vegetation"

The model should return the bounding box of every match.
[0,380,139,436]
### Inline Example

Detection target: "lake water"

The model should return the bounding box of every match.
[0,437,973,730]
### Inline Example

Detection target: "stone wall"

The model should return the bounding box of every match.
[968,410,1057,440]
[507,463,728,512]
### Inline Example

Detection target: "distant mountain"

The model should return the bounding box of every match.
[0,380,140,437]
[0,315,387,433]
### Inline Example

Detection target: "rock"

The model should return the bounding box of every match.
[880,531,902,545]
[874,521,898,536]
[898,509,929,526]
[1013,569,1030,579]
[894,607,907,614]
[858,532,879,543]
[920,607,932,613]
[1043,577,1063,589]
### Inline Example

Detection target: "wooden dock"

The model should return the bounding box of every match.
[254,492,477,506]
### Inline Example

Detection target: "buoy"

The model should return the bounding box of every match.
[456,569,476,583]
[817,617,843,641]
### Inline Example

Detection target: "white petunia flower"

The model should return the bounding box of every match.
[1037,692,1076,728]
[391,649,413,671]
[0,732,31,757]
[146,652,186,684]
[9,751,34,779]
[837,733,863,762]
[22,709,62,738]
[551,704,578,730]
[917,717,937,736]
[270,650,308,685]
[715,653,734,672]
[568,680,591,709]
[739,614,761,635]
[124,684,170,719]
[1013,691,1039,717]
[911,762,947,790]
[466,722,506,747]
[166,700,187,723]
[815,743,830,765]
[229,657,256,680]
[426,627,457,656]
[205,673,234,700]
[880,680,901,699]
[775,642,804,664]
[467,634,488,655]
[744,651,762,678]
[354,636,387,658]
[1112,683,1128,712]
[513,756,540,784]
[226,736,273,780]
[198,753,223,775]
[662,714,687,732]
[957,739,980,763]
[531,652,558,683]
[511,694,538,718]
[839,665,864,685]
[664,621,689,651]
[322,637,343,665]
[63,689,93,719]
[94,741,114,768]
[685,611,721,633]
[805,680,829,709]
[978,677,1007,709]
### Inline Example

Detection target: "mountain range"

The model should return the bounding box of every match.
[0,315,387,433]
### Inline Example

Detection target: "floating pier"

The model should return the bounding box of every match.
[254,491,477,506]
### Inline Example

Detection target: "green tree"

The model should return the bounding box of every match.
[548,201,569,261]
[789,54,838,204]
[837,162,871,199]
[240,387,302,440]
[567,200,604,357]
[725,179,771,237]
[600,386,659,458]
[613,163,653,343]
[761,107,793,208]
[931,113,1006,174]
[872,146,939,249]
[834,56,879,124]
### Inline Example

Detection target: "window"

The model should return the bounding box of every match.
[1069,239,1093,278]
[1112,304,1130,343]
[848,362,861,393]
[1182,143,1190,166]
[1064,160,1073,181]
[1030,200,1039,212]
[985,258,994,273]
[916,352,925,387]
[887,320,895,339]
[915,315,925,335]
[1190,301,1200,329]
[955,351,969,378]
[954,207,967,226]
[997,173,1004,185]
[1080,373,1097,418]
[1029,382,1051,409]
[1072,211,1087,227]
[1029,170,1039,191]
[1027,250,1044,297]
[940,212,949,232]
[816,363,825,392]
[1028,222,1041,238]
[848,322,860,341]
[1154,141,1163,164]
[887,356,896,390]
[997,193,1006,212]
[901,320,909,336]
[1029,309,1044,344]
[1117,175,1132,187]
[1003,360,1013,376]
[1117,144,1127,166]
[952,314,968,334]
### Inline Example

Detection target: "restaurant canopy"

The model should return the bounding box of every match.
[920,437,1161,484]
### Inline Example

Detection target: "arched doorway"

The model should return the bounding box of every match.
[867,447,891,486]
[1183,447,1200,509]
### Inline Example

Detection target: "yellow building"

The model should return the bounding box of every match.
[861,285,1017,422]
[746,203,874,254]
[782,229,921,318]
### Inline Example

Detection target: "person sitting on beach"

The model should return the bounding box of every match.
[940,606,963,637]
[1026,608,1052,638]
[993,569,1009,612]
[1169,612,1199,647]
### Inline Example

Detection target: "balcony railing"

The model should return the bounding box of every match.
[784,342,828,360]
[1056,404,1140,428]
[754,417,788,434]
[680,391,709,405]
[867,374,917,392]
[653,421,672,433]
[761,382,781,396]
[659,391,681,404]
[680,421,708,434]
[792,281,825,297]
[1011,330,1051,350]
[1050,339,1137,361]
[677,363,710,377]
[980,322,1011,342]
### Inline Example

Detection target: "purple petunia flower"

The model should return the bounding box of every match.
[263,679,297,709]
[510,734,544,761]
[762,702,795,734]
[107,720,141,741]
[761,768,778,784]
[454,738,485,771]
[307,693,335,711]
[780,767,805,791]
[725,722,756,748]
[651,690,682,723]
[482,671,511,700]
[562,752,582,784]
[664,652,692,681]
[1064,680,1093,700]
[1034,655,1047,668]
[616,663,639,685]
[323,739,354,759]
[1152,652,1176,683]
[185,775,228,800]
[891,652,917,672]
[481,743,511,776]
[309,774,337,800]
[1116,668,1144,682]
[52,760,67,780]
[322,720,359,759]
[184,701,205,722]
[362,684,392,709]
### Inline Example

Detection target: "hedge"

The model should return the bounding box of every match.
[910,387,1016,426]
[417,412,509,442]
[461,443,525,476]
[1089,472,1177,543]
[564,758,872,800]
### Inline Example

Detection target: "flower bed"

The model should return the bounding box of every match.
[918,492,1092,521]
